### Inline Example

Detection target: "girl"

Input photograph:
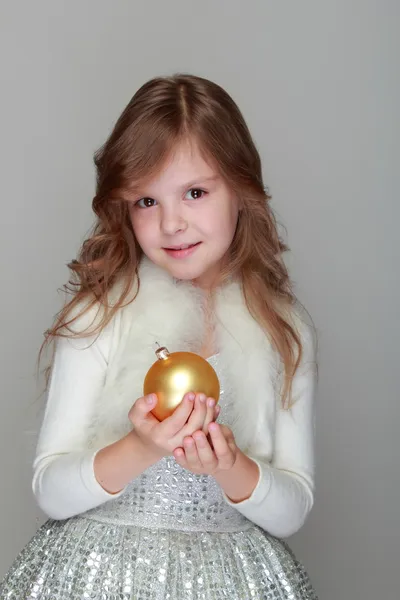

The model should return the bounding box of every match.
[1,74,318,599]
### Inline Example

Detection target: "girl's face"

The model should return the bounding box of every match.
[128,141,239,289]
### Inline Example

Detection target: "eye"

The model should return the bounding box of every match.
[185,188,206,200]
[135,197,157,208]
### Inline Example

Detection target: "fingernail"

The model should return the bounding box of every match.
[146,394,155,405]
[187,393,195,402]
[209,423,218,432]
[198,394,206,403]
[207,398,215,408]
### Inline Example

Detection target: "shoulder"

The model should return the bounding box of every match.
[57,278,130,338]
[289,307,318,389]
[284,301,318,365]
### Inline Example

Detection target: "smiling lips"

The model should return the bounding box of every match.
[163,242,201,258]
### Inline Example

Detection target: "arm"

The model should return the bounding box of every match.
[218,324,317,538]
[32,324,159,520]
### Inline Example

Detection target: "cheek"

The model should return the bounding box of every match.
[220,202,239,237]
[130,211,154,245]
[205,194,238,231]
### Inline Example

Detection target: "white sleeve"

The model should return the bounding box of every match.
[32,322,125,520]
[224,324,317,538]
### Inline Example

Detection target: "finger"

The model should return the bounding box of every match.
[219,425,237,454]
[161,392,195,436]
[182,436,203,470]
[193,431,218,470]
[208,423,233,466]
[173,447,189,469]
[219,424,233,440]
[128,394,160,428]
[202,397,216,433]
[183,394,207,434]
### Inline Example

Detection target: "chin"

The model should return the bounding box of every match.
[165,264,205,282]
[156,259,207,283]
[147,249,223,286]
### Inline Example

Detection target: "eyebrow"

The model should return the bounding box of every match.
[177,175,219,191]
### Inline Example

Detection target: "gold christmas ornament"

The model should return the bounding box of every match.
[143,345,220,421]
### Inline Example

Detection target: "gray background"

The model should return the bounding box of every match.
[0,2,398,599]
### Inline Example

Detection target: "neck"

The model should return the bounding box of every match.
[190,252,233,290]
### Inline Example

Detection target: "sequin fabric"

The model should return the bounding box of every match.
[0,355,318,599]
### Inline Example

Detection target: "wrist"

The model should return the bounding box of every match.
[130,430,166,463]
[214,450,260,503]
[94,430,163,495]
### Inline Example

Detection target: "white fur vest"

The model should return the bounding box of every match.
[82,259,300,454]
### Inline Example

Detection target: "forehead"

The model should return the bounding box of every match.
[142,140,219,192]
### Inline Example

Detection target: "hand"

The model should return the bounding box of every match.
[128,392,219,460]
[173,422,238,476]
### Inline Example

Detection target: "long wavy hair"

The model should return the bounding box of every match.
[42,73,306,407]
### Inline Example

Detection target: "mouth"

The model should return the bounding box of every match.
[164,243,199,250]
[163,242,201,258]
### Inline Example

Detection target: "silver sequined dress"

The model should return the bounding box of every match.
[0,356,318,599]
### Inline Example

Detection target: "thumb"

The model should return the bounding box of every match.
[129,394,160,427]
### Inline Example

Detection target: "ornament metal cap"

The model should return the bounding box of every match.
[155,346,170,360]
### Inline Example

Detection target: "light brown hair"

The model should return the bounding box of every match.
[43,74,306,406]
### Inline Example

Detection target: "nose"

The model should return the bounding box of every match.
[160,204,187,236]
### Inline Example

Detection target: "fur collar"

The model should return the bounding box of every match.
[85,259,283,452]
